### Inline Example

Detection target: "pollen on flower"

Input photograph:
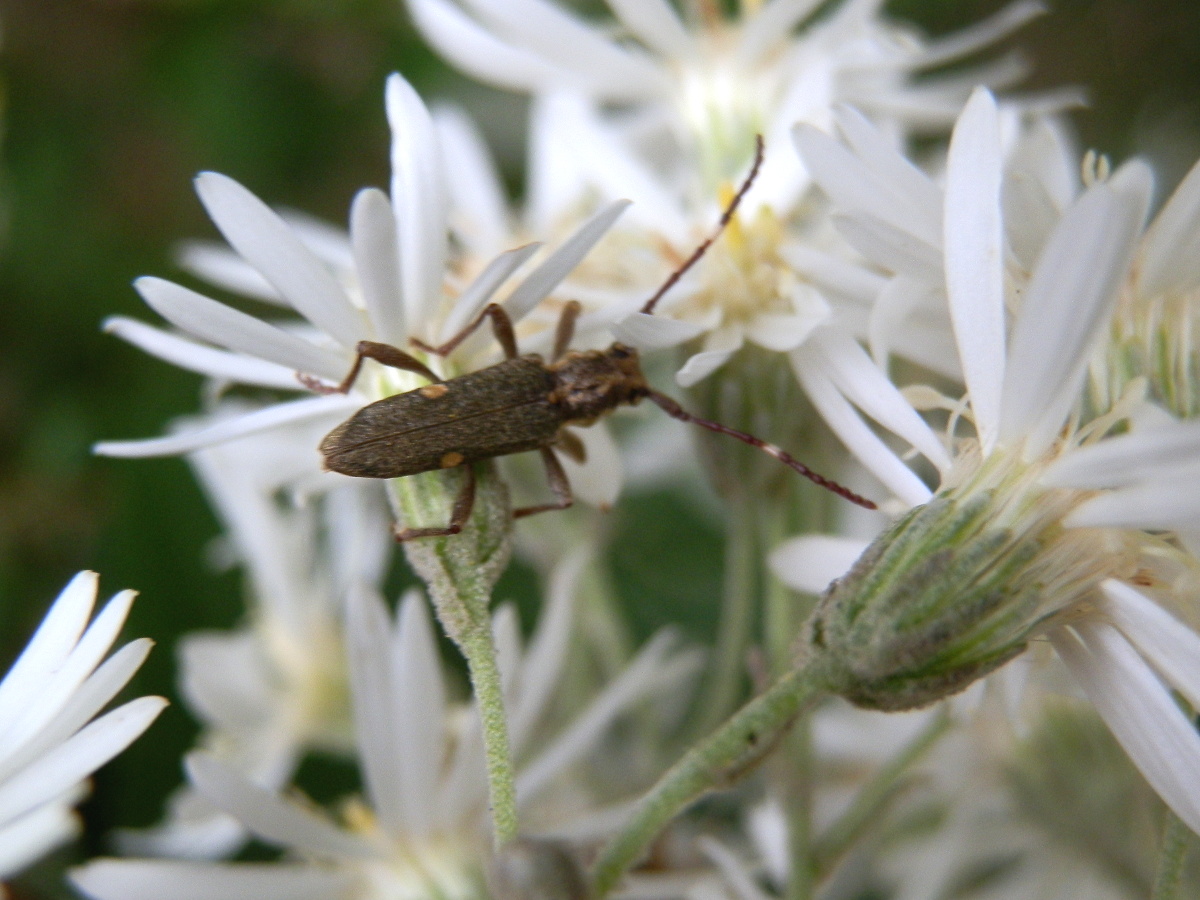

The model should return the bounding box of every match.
[684,206,796,323]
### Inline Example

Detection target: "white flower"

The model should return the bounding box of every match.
[0,572,165,883]
[71,558,701,900]
[117,415,391,860]
[775,87,1200,833]
[95,72,630,466]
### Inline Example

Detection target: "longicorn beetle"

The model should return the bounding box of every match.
[318,137,875,541]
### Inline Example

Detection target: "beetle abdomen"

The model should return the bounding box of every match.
[320,357,563,479]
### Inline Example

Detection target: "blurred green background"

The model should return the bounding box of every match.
[2,0,1200,893]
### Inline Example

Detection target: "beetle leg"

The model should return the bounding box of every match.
[551,300,582,361]
[552,427,587,464]
[513,447,574,519]
[411,304,520,360]
[329,340,441,394]
[393,464,477,541]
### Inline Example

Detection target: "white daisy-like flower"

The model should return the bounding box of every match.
[117,415,391,860]
[94,72,630,473]
[406,0,1059,389]
[0,572,165,884]
[773,87,1200,833]
[71,559,701,900]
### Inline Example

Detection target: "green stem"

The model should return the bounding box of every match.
[781,721,815,900]
[813,709,951,879]
[695,497,758,736]
[460,618,519,846]
[1152,810,1192,900]
[589,660,831,897]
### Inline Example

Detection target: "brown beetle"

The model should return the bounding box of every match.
[318,138,874,540]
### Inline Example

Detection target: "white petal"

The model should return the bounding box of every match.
[907,1,1045,70]
[832,212,943,281]
[1051,623,1200,836]
[944,88,1006,452]
[808,328,951,473]
[104,318,303,390]
[460,0,666,100]
[698,835,774,900]
[792,348,934,507]
[739,0,824,64]
[744,309,828,353]
[345,585,406,836]
[135,278,349,383]
[432,104,510,259]
[604,0,692,58]
[1043,417,1200,489]
[438,243,542,344]
[1064,474,1200,531]
[769,535,870,595]
[502,200,631,323]
[71,859,352,900]
[350,188,406,346]
[194,173,363,349]
[95,395,359,458]
[387,74,449,332]
[175,242,287,305]
[0,800,79,878]
[0,696,165,827]
[675,328,743,387]
[1000,165,1152,455]
[555,422,623,509]
[610,312,705,350]
[1139,155,1200,298]
[1099,580,1200,713]
[390,593,446,835]
[508,552,583,754]
[0,572,97,733]
[186,754,372,859]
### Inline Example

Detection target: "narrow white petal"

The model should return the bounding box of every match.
[186,754,372,859]
[1139,156,1200,298]
[104,318,303,390]
[604,0,693,58]
[0,572,97,733]
[194,173,363,348]
[406,0,572,93]
[432,105,510,259]
[611,312,705,350]
[350,188,406,346]
[95,395,359,458]
[1099,580,1200,712]
[0,697,165,827]
[1043,417,1200,489]
[792,348,934,507]
[907,1,1045,70]
[460,0,666,100]
[390,593,446,836]
[175,241,286,305]
[675,328,743,387]
[944,88,1006,452]
[782,244,887,306]
[71,859,352,900]
[769,535,870,595]
[739,0,824,63]
[698,835,774,900]
[832,213,943,281]
[345,585,406,837]
[745,310,828,353]
[793,124,940,249]
[0,800,78,878]
[438,244,542,344]
[515,631,698,805]
[1064,475,1200,531]
[1052,623,1200,836]
[810,328,951,473]
[502,200,631,323]
[509,553,583,754]
[387,74,449,331]
[1000,165,1152,455]
[555,422,623,509]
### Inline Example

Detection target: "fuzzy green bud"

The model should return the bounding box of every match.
[803,476,1125,711]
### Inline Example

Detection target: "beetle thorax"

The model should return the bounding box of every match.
[548,344,648,425]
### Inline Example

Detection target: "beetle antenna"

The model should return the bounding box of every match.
[645,389,877,510]
[640,135,765,316]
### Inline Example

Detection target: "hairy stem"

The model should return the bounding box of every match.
[1153,810,1192,900]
